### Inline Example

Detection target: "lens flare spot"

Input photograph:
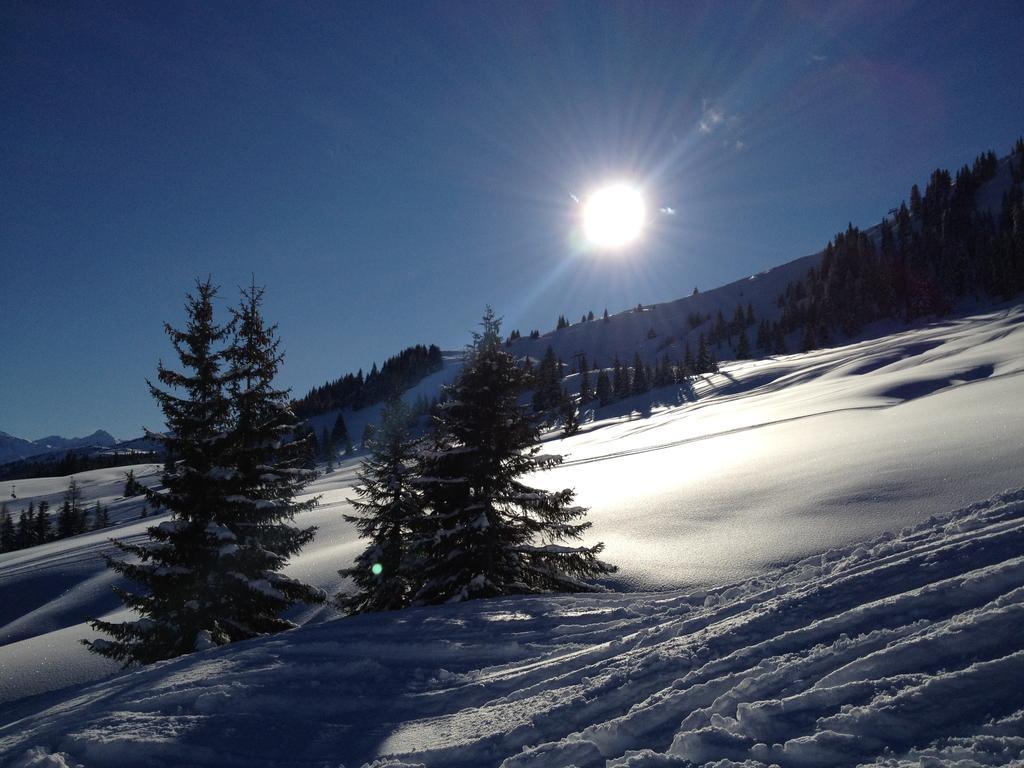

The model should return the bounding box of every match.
[371,563,383,576]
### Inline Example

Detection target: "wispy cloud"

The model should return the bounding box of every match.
[698,99,746,151]
[806,52,827,64]
[659,206,676,215]
[698,100,726,134]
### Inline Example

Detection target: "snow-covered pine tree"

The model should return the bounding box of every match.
[413,307,615,604]
[86,278,238,665]
[559,387,580,436]
[337,397,423,614]
[213,280,324,639]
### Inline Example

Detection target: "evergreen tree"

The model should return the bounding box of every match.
[631,352,649,394]
[124,469,140,497]
[772,324,786,354]
[602,308,609,322]
[560,388,580,436]
[801,324,817,352]
[210,280,324,642]
[293,423,318,468]
[532,346,561,413]
[522,356,535,386]
[655,354,672,388]
[92,501,110,530]
[413,308,615,604]
[578,355,592,404]
[321,427,335,470]
[736,328,751,359]
[34,500,50,543]
[0,503,14,552]
[57,499,76,539]
[756,319,770,351]
[86,279,239,665]
[595,368,612,407]
[24,502,37,545]
[732,304,745,334]
[338,398,423,614]
[696,334,716,373]
[683,342,694,376]
[361,422,375,448]
[612,357,629,399]
[16,508,31,549]
[331,413,353,456]
[64,477,85,534]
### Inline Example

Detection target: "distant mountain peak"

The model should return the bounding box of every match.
[0,429,119,465]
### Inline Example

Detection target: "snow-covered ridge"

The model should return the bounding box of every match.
[3,487,1023,767]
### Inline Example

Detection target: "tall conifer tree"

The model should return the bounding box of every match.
[338,398,422,614]
[214,280,324,638]
[413,308,615,604]
[86,279,237,665]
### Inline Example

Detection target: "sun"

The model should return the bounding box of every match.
[582,183,646,248]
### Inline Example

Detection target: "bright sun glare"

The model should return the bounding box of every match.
[582,183,646,249]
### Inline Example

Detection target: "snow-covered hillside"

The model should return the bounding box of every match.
[507,249,819,370]
[1,302,1022,766]
[3,489,1023,767]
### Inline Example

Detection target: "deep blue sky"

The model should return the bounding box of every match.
[2,1,1023,440]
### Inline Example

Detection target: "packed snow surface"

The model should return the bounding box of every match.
[1,303,1023,765]
[3,488,1023,767]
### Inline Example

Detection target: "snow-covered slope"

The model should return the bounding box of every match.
[1,303,1022,766]
[507,250,819,369]
[302,351,466,450]
[3,488,1023,767]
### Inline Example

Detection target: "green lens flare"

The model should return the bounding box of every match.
[371,563,383,576]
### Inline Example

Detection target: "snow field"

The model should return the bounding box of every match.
[1,303,1023,765]
[2,488,1023,766]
